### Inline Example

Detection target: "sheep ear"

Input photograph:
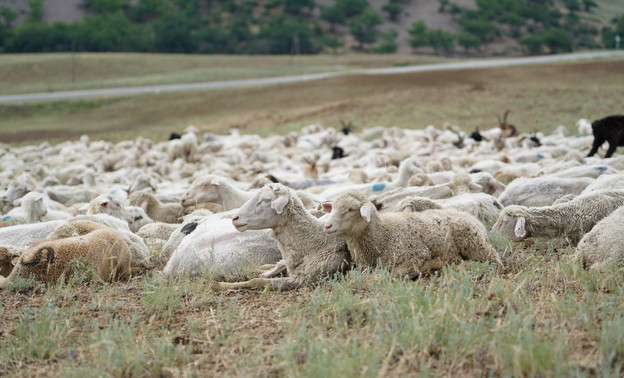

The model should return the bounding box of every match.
[100,200,109,208]
[469,182,483,192]
[270,194,289,214]
[513,216,527,240]
[319,201,332,213]
[360,203,374,223]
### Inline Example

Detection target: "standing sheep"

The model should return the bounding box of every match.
[587,115,624,158]
[212,183,351,291]
[490,190,624,243]
[0,221,133,288]
[323,191,502,279]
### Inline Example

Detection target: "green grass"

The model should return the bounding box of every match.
[2,244,623,376]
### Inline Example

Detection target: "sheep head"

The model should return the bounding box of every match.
[181,175,225,207]
[491,206,529,242]
[324,191,375,236]
[232,184,290,232]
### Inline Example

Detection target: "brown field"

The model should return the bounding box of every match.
[1,57,623,147]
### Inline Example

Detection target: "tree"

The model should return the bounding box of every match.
[427,28,455,54]
[335,0,368,18]
[153,12,197,53]
[601,14,624,48]
[0,6,18,29]
[582,0,597,12]
[457,30,482,52]
[281,0,316,15]
[260,15,317,54]
[27,0,44,23]
[320,5,346,31]
[82,0,129,14]
[408,20,428,48]
[348,8,382,49]
[372,28,397,53]
[318,34,343,54]
[438,0,449,13]
[382,1,402,21]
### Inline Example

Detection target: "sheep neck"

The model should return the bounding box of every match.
[271,198,329,273]
[219,183,253,210]
[344,213,388,267]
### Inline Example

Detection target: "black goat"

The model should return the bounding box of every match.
[587,115,624,158]
[169,132,182,140]
[331,146,347,159]
[470,127,484,142]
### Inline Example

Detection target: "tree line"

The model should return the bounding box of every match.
[0,0,621,55]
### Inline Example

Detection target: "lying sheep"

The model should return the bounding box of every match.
[86,193,154,232]
[497,176,593,207]
[587,115,624,158]
[129,191,184,224]
[2,192,47,225]
[213,183,351,291]
[0,245,19,277]
[490,190,624,243]
[395,192,503,223]
[323,191,503,279]
[157,210,213,263]
[181,174,253,210]
[65,214,152,269]
[163,209,282,278]
[573,205,624,270]
[0,221,133,288]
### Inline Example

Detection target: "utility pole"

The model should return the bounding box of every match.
[71,37,76,84]
[616,35,621,50]
[290,32,300,66]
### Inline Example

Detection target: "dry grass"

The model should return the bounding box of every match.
[1,57,623,146]
[0,53,447,96]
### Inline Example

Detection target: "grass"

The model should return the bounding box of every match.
[0,53,448,96]
[2,56,623,146]
[2,54,624,375]
[2,242,624,376]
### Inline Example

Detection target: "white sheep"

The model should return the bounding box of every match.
[573,205,624,270]
[370,173,482,211]
[0,220,134,288]
[181,174,253,210]
[2,192,47,225]
[0,180,34,213]
[323,191,503,279]
[86,193,154,232]
[490,190,624,243]
[158,209,213,263]
[128,191,184,224]
[212,183,351,291]
[497,176,593,207]
[395,192,503,223]
[163,210,282,278]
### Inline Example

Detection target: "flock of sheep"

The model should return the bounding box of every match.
[1,114,624,290]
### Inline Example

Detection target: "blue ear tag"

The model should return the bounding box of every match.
[536,153,544,159]
[110,189,118,194]
[596,166,607,173]
[372,183,386,192]
[1,215,10,221]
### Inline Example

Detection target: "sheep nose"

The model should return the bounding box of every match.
[232,216,239,222]
[324,224,331,231]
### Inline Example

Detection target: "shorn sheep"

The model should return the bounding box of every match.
[587,115,624,158]
[212,183,351,291]
[490,190,624,243]
[573,205,624,270]
[323,191,503,279]
[0,221,133,288]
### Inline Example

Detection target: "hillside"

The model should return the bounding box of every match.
[0,0,622,55]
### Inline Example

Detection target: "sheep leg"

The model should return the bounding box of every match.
[211,277,300,291]
[259,260,288,278]
[587,137,605,157]
[605,142,618,158]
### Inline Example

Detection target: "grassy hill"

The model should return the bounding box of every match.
[0,0,622,55]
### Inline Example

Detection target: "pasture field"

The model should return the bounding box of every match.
[0,53,446,96]
[1,55,624,376]
[1,56,624,146]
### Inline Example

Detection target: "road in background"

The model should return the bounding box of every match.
[1,51,623,104]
